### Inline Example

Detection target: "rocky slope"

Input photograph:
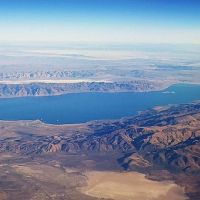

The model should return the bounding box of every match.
[0,70,94,80]
[0,81,164,98]
[0,103,200,199]
[0,103,200,173]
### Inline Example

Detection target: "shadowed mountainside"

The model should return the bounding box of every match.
[0,81,166,98]
[0,103,200,173]
[0,103,200,199]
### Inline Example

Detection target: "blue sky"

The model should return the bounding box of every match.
[0,0,200,44]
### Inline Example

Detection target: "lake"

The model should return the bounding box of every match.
[0,84,200,124]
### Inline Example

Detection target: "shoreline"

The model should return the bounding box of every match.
[0,100,199,126]
[0,81,172,99]
[0,79,111,84]
[0,82,200,99]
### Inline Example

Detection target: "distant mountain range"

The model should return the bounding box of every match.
[0,81,166,98]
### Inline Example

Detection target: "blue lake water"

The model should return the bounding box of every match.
[0,84,200,124]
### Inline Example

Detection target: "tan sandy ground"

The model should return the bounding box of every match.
[81,171,188,200]
[0,120,91,138]
[0,192,6,200]
[11,164,84,188]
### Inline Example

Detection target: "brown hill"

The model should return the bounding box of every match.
[0,102,200,199]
